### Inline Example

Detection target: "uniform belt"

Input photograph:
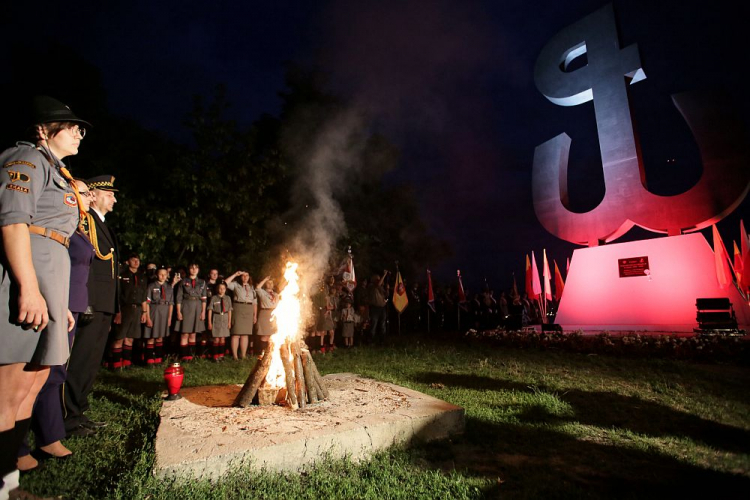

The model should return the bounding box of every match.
[261,307,273,310]
[184,296,200,301]
[28,225,70,248]
[235,301,254,304]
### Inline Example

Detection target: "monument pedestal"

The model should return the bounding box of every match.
[555,233,750,332]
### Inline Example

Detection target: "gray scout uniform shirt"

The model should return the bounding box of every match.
[0,142,79,365]
[227,281,257,304]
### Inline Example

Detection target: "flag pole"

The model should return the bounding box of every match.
[457,270,461,334]
[397,261,402,336]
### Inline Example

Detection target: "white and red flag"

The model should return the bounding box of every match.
[530,251,542,300]
[340,251,357,292]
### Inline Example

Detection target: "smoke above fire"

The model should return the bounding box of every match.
[280,107,368,311]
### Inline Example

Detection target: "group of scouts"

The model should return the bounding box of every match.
[109,262,281,365]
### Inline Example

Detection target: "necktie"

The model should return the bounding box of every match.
[222,298,226,313]
[161,285,165,300]
[192,279,196,288]
[244,285,249,299]
[134,274,138,287]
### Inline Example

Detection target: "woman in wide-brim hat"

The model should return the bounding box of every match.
[0,96,90,497]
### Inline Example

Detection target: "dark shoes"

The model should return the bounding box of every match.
[80,419,107,429]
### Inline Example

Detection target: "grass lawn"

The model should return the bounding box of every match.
[20,334,750,499]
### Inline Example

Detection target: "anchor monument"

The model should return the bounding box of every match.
[532,4,750,331]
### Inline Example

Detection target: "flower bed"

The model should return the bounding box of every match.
[465,329,750,364]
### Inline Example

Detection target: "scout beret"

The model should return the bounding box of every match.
[86,175,118,192]
[31,96,92,128]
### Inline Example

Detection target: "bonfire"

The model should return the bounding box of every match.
[233,262,329,409]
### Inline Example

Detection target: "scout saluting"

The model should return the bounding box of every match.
[0,96,88,498]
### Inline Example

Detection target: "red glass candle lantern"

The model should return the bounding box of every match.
[163,362,184,400]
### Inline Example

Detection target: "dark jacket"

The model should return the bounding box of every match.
[87,210,120,314]
[68,230,95,313]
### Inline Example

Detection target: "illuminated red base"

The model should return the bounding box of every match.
[556,233,750,332]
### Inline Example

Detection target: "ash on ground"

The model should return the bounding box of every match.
[162,373,411,439]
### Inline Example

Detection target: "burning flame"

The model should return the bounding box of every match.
[265,262,301,388]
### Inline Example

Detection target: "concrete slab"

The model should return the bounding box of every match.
[153,373,465,478]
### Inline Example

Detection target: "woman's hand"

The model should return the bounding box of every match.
[67,309,75,332]
[177,311,183,321]
[17,287,49,332]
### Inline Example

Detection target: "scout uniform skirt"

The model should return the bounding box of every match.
[0,237,71,365]
[211,311,230,338]
[177,298,205,333]
[232,302,254,335]
[342,322,355,338]
[315,310,334,331]
[256,308,276,337]
[144,303,170,339]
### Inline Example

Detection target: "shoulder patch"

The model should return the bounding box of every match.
[64,193,77,207]
[3,160,36,169]
[7,171,31,183]
[6,184,29,194]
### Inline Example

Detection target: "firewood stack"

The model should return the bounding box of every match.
[233,340,329,409]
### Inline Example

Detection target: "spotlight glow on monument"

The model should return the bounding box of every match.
[531,3,750,331]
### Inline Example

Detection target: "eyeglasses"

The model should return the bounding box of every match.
[68,125,86,139]
[79,190,94,198]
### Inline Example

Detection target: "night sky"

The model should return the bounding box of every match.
[2,0,747,292]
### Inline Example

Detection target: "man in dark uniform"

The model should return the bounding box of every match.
[63,175,119,437]
[112,253,148,368]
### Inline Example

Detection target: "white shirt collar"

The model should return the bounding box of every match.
[92,207,106,222]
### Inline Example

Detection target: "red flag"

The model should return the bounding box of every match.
[554,260,565,301]
[392,270,408,313]
[743,250,750,296]
[712,225,732,289]
[530,251,542,299]
[734,241,744,286]
[525,255,533,299]
[457,270,467,304]
[427,269,436,312]
[741,220,749,259]
[566,257,571,274]
[542,249,552,302]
